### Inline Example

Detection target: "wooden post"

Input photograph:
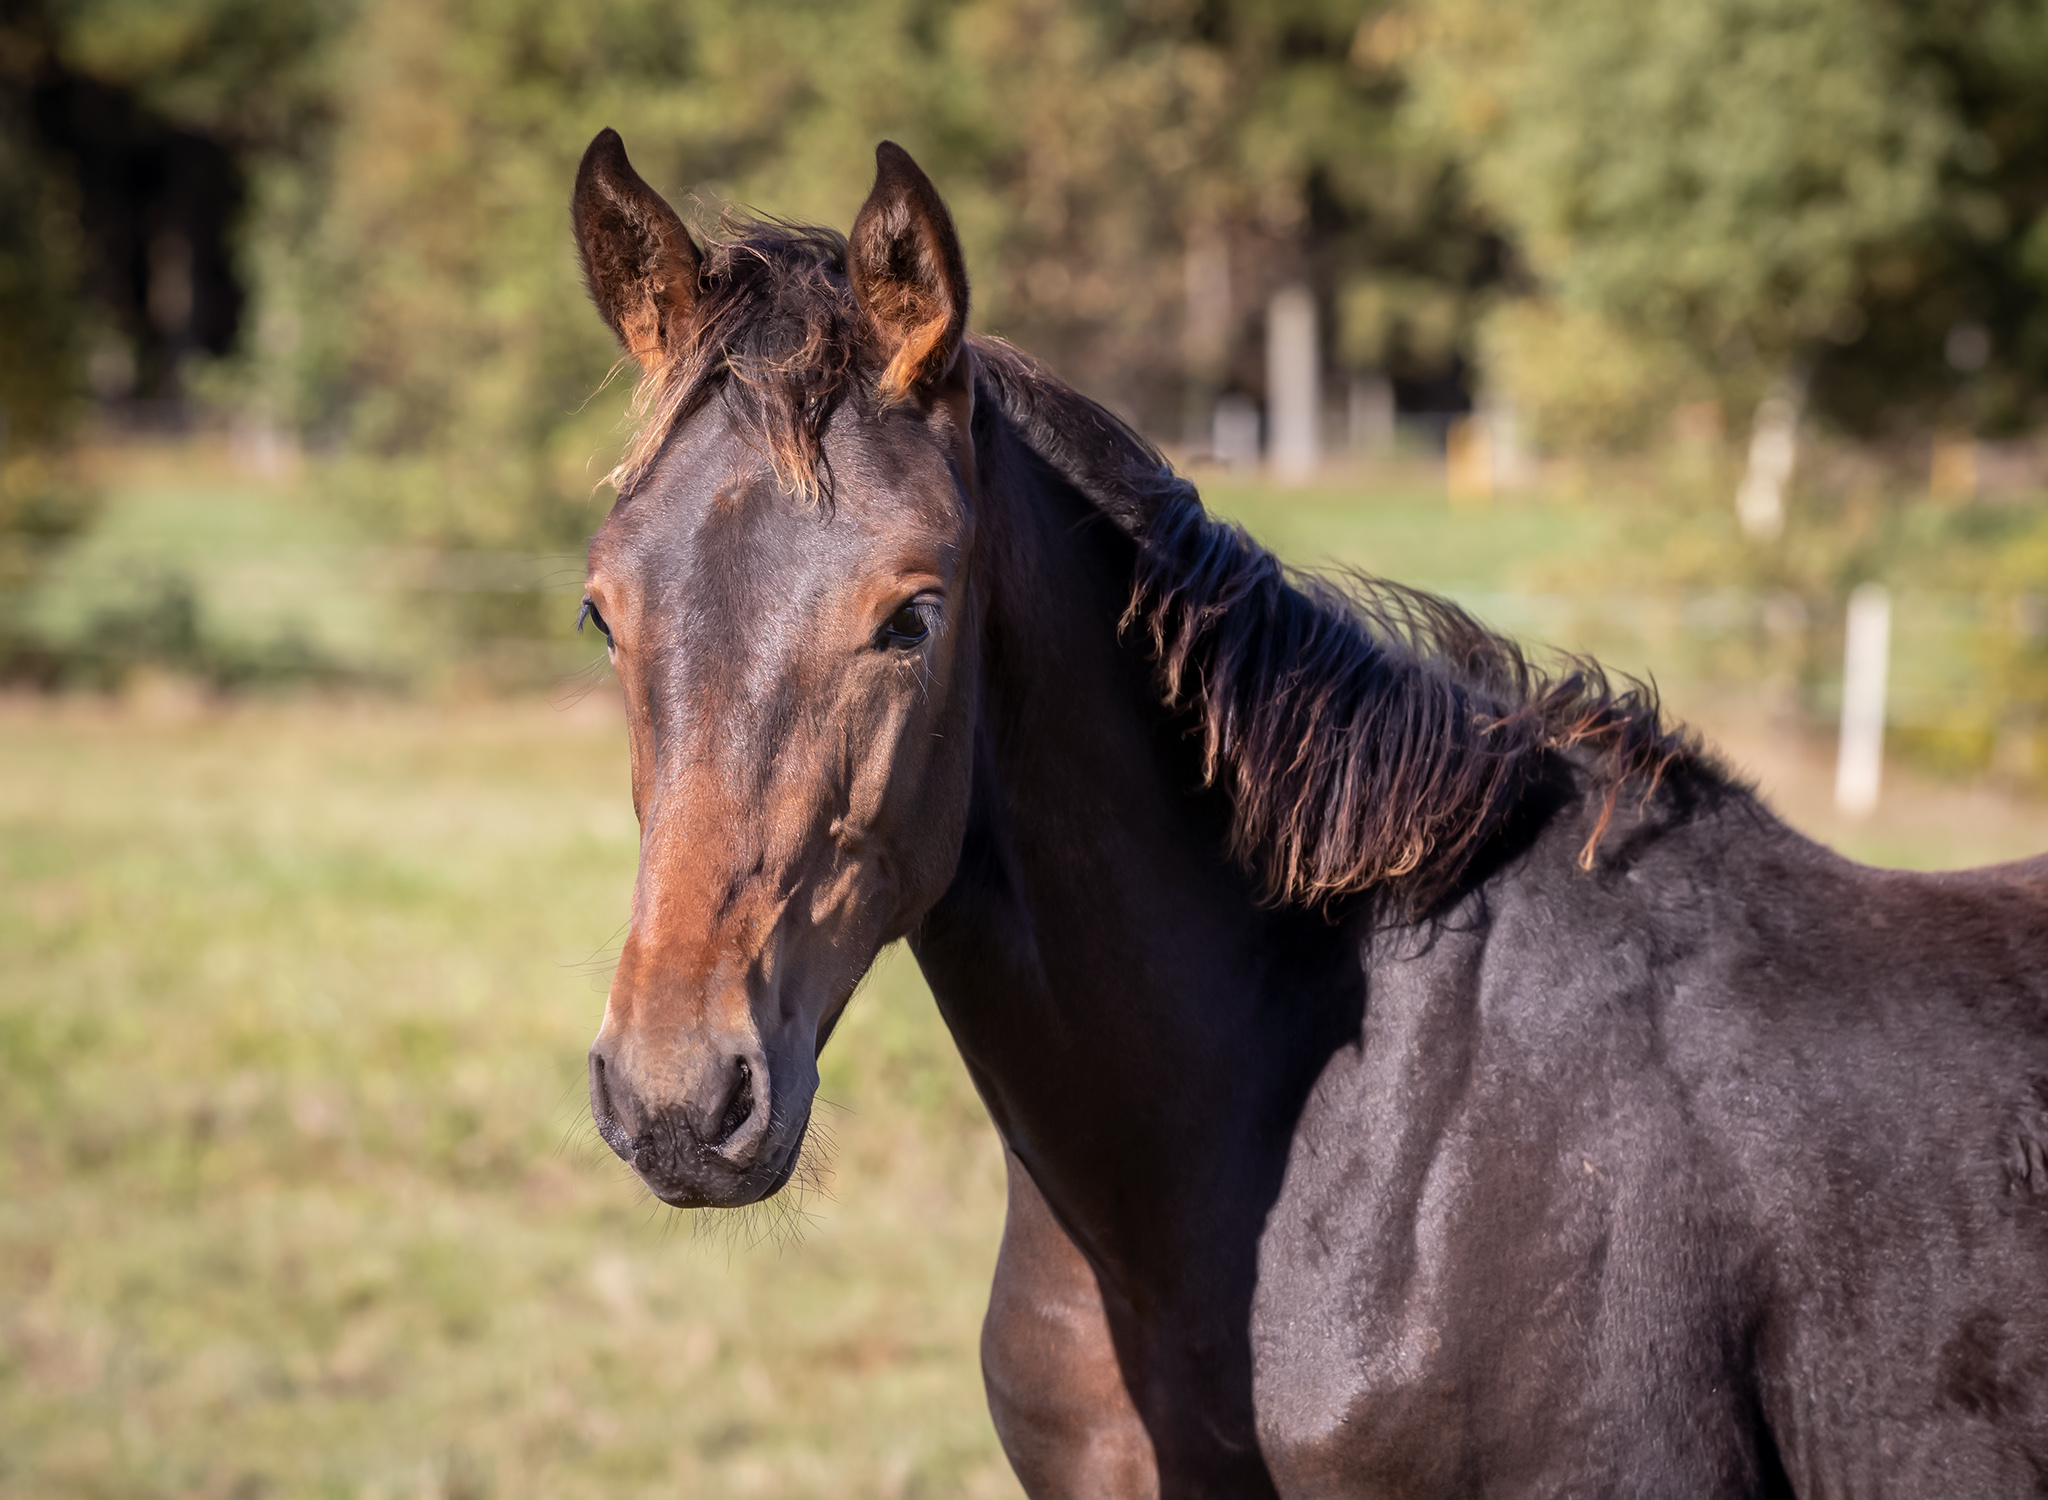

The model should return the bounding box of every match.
[1266,286,1319,481]
[1929,430,1978,502]
[1445,415,1492,508]
[1834,583,1891,819]
[1211,394,1261,468]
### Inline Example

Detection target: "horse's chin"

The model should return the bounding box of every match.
[643,1107,811,1210]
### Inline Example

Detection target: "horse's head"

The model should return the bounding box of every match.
[572,131,982,1207]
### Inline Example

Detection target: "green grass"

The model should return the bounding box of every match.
[23,450,403,680]
[1197,463,1615,596]
[15,445,596,690]
[6,699,2038,1500]
[0,697,1019,1499]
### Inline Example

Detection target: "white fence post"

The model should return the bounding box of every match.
[1182,230,1232,451]
[1211,394,1261,468]
[1736,369,1807,541]
[1348,373,1395,457]
[1834,583,1892,819]
[1266,285,1319,481]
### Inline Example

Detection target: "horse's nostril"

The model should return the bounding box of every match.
[589,1049,635,1161]
[713,1056,755,1147]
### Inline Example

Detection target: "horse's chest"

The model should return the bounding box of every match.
[1245,1102,1572,1493]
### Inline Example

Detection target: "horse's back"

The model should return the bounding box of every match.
[1252,804,2048,1498]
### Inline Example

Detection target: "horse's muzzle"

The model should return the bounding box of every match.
[587,1040,793,1207]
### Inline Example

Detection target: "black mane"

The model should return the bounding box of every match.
[613,223,1710,913]
[973,338,1710,913]
[609,216,858,501]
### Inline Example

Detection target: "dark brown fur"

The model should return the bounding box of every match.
[573,133,2048,1500]
[604,222,1695,916]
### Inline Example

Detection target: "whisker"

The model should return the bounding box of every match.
[550,655,613,710]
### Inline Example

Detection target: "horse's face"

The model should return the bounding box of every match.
[572,131,979,1207]
[582,395,978,1207]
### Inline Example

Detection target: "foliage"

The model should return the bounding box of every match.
[0,11,97,675]
[13,0,2048,459]
[255,0,1472,548]
[1475,298,1712,454]
[42,0,345,148]
[0,50,82,447]
[1411,0,2048,438]
[1415,0,1949,353]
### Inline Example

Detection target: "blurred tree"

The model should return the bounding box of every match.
[0,0,94,677]
[1412,0,2048,450]
[1416,0,1951,366]
[0,0,340,678]
[1824,3,2048,439]
[931,0,1502,428]
[255,0,1497,576]
[8,0,343,406]
[4,0,1498,602]
[0,2,82,447]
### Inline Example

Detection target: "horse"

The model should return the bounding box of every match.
[568,128,2048,1497]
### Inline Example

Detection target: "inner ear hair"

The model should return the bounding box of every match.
[849,141,970,403]
[572,128,701,368]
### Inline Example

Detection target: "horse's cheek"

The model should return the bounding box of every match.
[907,661,978,911]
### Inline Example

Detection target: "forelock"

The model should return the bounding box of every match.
[607,215,863,502]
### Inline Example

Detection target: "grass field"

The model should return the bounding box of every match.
[0,695,1018,1499]
[6,446,2048,1498]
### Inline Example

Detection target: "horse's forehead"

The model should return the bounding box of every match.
[592,403,963,578]
[593,415,966,622]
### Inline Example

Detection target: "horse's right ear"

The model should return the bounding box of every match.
[572,128,701,369]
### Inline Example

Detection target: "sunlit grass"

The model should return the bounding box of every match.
[1195,460,1616,597]
[0,695,1019,1499]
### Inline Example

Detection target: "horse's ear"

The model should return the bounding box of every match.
[849,141,970,401]
[572,128,701,369]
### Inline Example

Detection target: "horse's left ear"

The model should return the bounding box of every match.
[849,142,970,402]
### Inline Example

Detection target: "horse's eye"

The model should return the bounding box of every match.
[577,596,614,648]
[880,601,933,649]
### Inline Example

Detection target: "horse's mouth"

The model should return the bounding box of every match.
[637,1106,812,1210]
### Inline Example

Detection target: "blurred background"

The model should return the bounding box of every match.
[5,0,2048,1495]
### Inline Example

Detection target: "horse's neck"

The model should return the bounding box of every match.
[911,441,1351,1295]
